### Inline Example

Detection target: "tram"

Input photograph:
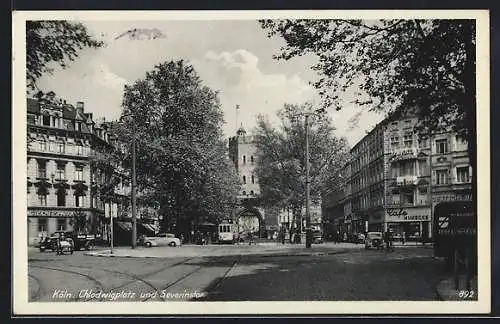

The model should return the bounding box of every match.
[218,219,235,244]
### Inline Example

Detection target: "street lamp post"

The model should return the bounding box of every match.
[120,113,137,249]
[305,113,312,249]
[131,120,137,249]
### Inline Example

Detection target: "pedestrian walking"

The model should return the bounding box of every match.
[385,229,394,252]
[401,231,406,245]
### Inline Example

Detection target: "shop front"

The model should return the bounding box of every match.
[384,206,431,242]
[368,209,385,232]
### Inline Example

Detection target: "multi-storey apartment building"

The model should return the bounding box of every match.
[27,92,159,245]
[338,111,472,242]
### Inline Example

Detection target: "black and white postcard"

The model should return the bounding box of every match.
[12,10,491,315]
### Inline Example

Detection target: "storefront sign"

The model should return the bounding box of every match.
[390,148,418,162]
[385,207,430,222]
[28,209,89,217]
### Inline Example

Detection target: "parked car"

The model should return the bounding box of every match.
[312,230,323,244]
[365,232,384,250]
[38,236,58,252]
[142,233,181,247]
[38,233,74,254]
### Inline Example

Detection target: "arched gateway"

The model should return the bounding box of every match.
[236,208,265,238]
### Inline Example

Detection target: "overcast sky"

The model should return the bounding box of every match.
[36,20,384,147]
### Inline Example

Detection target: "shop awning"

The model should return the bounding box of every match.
[142,224,159,233]
[116,221,132,232]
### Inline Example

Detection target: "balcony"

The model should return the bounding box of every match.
[396,175,418,186]
[389,148,419,163]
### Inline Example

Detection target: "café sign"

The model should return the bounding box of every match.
[385,207,430,222]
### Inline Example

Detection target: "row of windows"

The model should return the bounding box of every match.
[36,217,67,232]
[242,155,255,165]
[242,175,255,184]
[35,191,86,207]
[36,161,84,180]
[241,190,256,196]
[29,113,87,132]
[35,140,86,155]
[435,166,470,185]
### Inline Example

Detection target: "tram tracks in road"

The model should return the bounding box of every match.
[29,264,107,301]
[197,255,240,300]
[29,256,240,302]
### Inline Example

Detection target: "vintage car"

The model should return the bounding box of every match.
[141,233,181,247]
[312,230,323,244]
[365,232,384,250]
[38,233,74,254]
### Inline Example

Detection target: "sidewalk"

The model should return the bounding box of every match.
[435,275,478,301]
[84,242,364,259]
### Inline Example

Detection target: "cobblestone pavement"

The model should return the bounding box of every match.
[27,245,460,303]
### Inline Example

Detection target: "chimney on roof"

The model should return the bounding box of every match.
[76,101,84,114]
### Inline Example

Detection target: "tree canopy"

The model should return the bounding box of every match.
[259,19,476,169]
[117,60,240,233]
[253,103,349,227]
[26,20,104,91]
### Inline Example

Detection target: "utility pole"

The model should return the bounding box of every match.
[131,120,137,249]
[305,113,312,249]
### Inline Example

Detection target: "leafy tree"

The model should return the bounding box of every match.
[117,60,240,235]
[70,210,89,234]
[26,20,104,91]
[253,103,349,230]
[259,19,476,170]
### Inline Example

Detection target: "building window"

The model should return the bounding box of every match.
[75,194,85,207]
[390,136,399,149]
[250,156,254,164]
[57,141,65,153]
[403,133,413,148]
[75,165,84,181]
[76,142,84,155]
[243,155,246,164]
[435,139,448,154]
[250,190,254,195]
[37,161,46,179]
[251,175,255,184]
[242,191,246,196]
[56,163,65,180]
[27,114,36,125]
[401,188,414,205]
[39,139,47,151]
[436,169,448,185]
[76,122,82,132]
[418,136,428,148]
[38,218,48,232]
[38,193,47,206]
[42,114,51,126]
[57,218,66,231]
[242,175,246,184]
[390,122,398,130]
[456,166,470,183]
[57,188,66,206]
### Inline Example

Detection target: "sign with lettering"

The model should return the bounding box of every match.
[385,207,430,222]
[28,209,88,218]
[390,148,418,162]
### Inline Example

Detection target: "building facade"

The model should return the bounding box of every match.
[27,92,159,246]
[338,112,472,242]
[228,125,278,237]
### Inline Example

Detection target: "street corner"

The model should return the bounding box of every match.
[435,275,478,301]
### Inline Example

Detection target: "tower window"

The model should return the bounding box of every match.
[251,175,255,184]
[243,155,246,164]
[242,176,246,184]
[250,156,254,164]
